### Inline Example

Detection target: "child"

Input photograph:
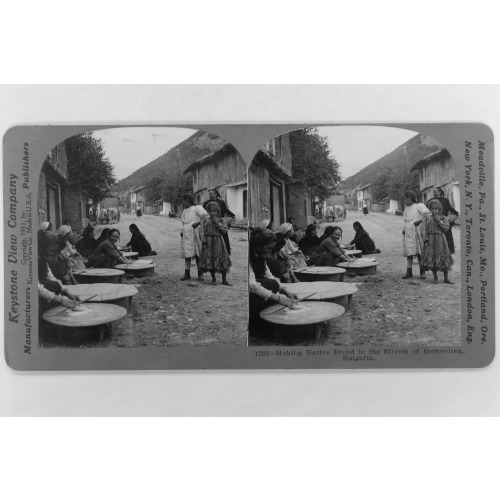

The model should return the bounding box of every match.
[199,201,232,285]
[420,199,453,284]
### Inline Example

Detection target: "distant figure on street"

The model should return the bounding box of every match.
[362,203,369,216]
[136,208,142,218]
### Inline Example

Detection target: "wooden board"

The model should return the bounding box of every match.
[281,282,358,301]
[64,283,138,302]
[344,249,362,257]
[115,262,155,271]
[260,301,344,326]
[75,268,124,277]
[337,259,378,269]
[295,266,346,275]
[43,303,127,327]
[122,251,138,259]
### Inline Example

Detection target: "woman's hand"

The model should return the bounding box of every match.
[60,296,78,309]
[282,289,299,301]
[63,290,78,302]
[277,294,295,308]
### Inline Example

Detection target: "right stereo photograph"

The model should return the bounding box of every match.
[247,126,461,347]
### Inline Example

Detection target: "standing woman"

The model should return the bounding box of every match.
[203,189,235,255]
[402,190,431,279]
[86,229,133,268]
[180,193,208,281]
[427,186,459,254]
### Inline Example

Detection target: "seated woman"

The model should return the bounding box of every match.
[298,224,321,263]
[95,227,111,247]
[350,221,380,255]
[311,226,355,266]
[75,225,98,259]
[122,224,156,256]
[265,233,299,283]
[278,222,307,270]
[86,229,134,268]
[38,230,79,318]
[249,229,299,334]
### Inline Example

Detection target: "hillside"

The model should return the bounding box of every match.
[337,133,443,200]
[111,130,227,200]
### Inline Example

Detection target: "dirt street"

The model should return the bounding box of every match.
[251,212,461,347]
[43,213,248,348]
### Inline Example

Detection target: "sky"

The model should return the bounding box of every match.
[92,127,197,181]
[317,126,419,180]
[92,125,419,183]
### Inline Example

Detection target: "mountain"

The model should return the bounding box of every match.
[337,133,444,201]
[111,130,227,201]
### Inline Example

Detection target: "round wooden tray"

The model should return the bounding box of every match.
[281,281,358,303]
[74,268,125,284]
[43,303,127,327]
[65,283,138,302]
[295,266,346,282]
[337,258,378,275]
[344,249,362,257]
[122,251,139,259]
[115,261,156,277]
[260,301,344,326]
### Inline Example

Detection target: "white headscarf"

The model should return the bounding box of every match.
[40,222,50,231]
[278,223,293,234]
[258,219,271,229]
[57,225,71,237]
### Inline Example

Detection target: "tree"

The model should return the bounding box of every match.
[371,168,391,202]
[143,170,193,206]
[64,133,116,204]
[387,167,421,203]
[288,128,341,199]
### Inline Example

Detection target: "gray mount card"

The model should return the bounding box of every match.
[3,123,494,369]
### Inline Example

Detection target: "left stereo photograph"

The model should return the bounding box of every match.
[4,125,249,369]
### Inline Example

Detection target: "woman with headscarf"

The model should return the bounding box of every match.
[402,190,431,279]
[298,224,321,263]
[203,189,235,255]
[86,229,133,268]
[350,221,380,255]
[75,225,98,259]
[122,224,155,256]
[249,228,299,333]
[311,226,355,266]
[180,193,208,281]
[38,229,79,315]
[426,186,459,254]
[278,222,307,270]
[265,233,299,283]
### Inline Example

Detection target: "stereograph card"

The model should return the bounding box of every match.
[2,122,494,370]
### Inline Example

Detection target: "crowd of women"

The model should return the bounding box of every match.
[248,218,381,335]
[38,188,238,315]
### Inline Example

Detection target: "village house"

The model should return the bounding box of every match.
[410,148,460,210]
[38,142,88,230]
[129,186,146,214]
[357,183,372,211]
[248,135,293,229]
[183,143,248,222]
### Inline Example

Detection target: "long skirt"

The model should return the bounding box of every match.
[199,235,231,273]
[420,233,453,271]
